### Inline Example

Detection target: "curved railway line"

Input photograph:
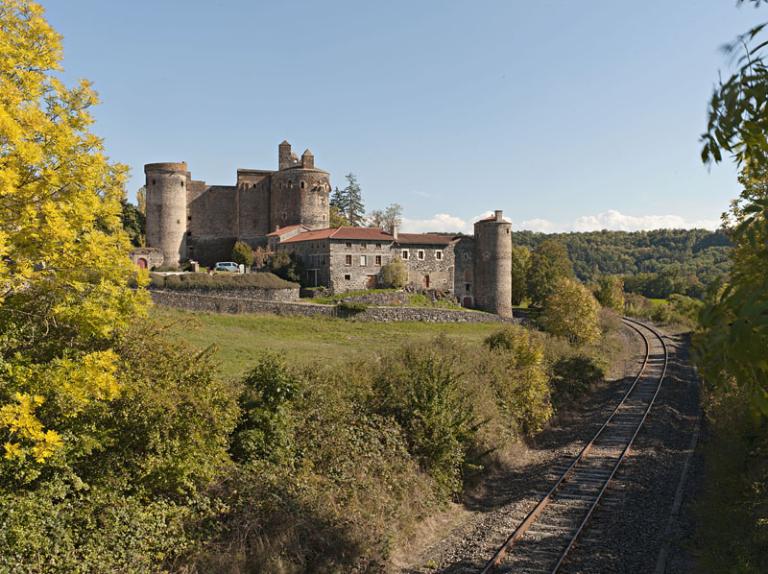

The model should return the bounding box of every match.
[480,317,669,574]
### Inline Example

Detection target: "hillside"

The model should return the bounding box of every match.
[512,228,731,297]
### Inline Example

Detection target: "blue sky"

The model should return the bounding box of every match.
[42,1,759,233]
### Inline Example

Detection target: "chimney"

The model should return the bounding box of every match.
[495,210,503,222]
[391,223,399,241]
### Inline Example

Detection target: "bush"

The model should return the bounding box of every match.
[268,251,303,283]
[231,241,255,267]
[337,301,368,313]
[540,277,601,344]
[550,355,605,408]
[595,275,625,312]
[371,342,479,497]
[380,258,408,288]
[150,271,298,290]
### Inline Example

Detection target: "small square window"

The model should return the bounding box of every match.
[435,250,443,261]
[417,250,425,260]
[376,243,382,249]
[401,249,409,260]
[344,274,351,281]
[345,255,352,266]
[346,242,352,248]
[359,255,367,266]
[375,255,382,266]
[465,283,471,293]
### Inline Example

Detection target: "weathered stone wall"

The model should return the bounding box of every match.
[399,243,455,291]
[328,239,394,292]
[150,286,298,302]
[130,247,164,269]
[276,239,332,287]
[474,213,513,318]
[454,236,475,307]
[188,185,237,238]
[150,290,509,323]
[237,175,271,239]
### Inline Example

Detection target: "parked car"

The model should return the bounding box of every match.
[213,261,240,273]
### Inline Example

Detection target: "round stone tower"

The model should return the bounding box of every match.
[473,210,513,318]
[270,143,330,231]
[144,162,188,267]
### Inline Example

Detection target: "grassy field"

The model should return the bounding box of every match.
[153,307,503,380]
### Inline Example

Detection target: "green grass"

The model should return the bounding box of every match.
[153,307,502,380]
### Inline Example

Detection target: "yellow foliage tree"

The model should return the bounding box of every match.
[540,277,601,345]
[0,0,147,483]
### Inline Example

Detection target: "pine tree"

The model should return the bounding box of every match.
[343,173,366,227]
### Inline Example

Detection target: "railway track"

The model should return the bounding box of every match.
[480,318,668,574]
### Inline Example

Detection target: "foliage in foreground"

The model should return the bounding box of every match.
[150,271,298,291]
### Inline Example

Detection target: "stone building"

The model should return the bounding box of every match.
[143,142,513,317]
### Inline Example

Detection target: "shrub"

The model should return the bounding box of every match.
[550,355,605,408]
[483,327,553,434]
[268,251,303,283]
[337,301,368,313]
[371,343,479,497]
[150,271,298,290]
[231,241,255,267]
[380,258,408,288]
[595,275,625,312]
[540,277,601,345]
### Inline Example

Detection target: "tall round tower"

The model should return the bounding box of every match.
[473,210,513,318]
[270,143,330,231]
[144,162,188,267]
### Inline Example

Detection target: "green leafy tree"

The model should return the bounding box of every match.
[527,240,574,306]
[231,240,255,267]
[380,258,408,288]
[136,185,146,215]
[596,275,625,313]
[368,203,403,230]
[269,251,303,283]
[120,198,145,247]
[343,173,365,226]
[510,245,531,305]
[540,277,601,345]
[329,205,349,227]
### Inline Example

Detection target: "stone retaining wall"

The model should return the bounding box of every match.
[150,290,510,323]
[150,286,299,302]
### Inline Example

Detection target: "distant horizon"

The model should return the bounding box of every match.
[42,1,751,235]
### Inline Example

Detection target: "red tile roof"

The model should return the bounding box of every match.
[280,226,456,245]
[266,224,307,237]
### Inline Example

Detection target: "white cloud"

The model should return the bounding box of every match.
[516,210,720,233]
[400,209,719,235]
[401,213,470,234]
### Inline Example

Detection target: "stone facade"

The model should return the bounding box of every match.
[144,140,514,317]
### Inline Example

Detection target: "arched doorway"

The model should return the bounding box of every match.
[136,257,148,269]
[462,296,473,308]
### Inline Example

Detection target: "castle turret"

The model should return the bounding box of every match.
[144,162,188,267]
[473,210,512,318]
[270,142,330,231]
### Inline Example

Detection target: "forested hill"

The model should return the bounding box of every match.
[512,229,731,297]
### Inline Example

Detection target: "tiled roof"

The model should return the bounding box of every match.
[397,233,454,246]
[266,224,307,237]
[281,226,456,245]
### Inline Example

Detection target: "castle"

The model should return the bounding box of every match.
[139,141,513,317]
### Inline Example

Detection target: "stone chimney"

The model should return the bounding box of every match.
[391,223,399,241]
[495,210,503,222]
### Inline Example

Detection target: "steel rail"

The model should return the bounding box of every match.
[479,318,667,573]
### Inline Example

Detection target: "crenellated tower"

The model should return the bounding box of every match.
[270,141,330,231]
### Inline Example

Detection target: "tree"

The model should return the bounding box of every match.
[540,277,601,345]
[231,240,254,267]
[329,205,349,227]
[343,173,365,226]
[368,203,403,231]
[380,258,408,288]
[329,186,348,218]
[269,251,303,283]
[595,275,625,313]
[526,240,574,306]
[0,0,148,484]
[510,245,531,306]
[120,198,145,247]
[136,185,146,215]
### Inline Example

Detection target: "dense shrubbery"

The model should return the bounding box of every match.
[150,271,298,290]
[380,258,408,288]
[540,277,602,344]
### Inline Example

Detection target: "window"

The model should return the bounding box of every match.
[152,179,156,185]
[375,255,382,266]
[346,242,352,248]
[376,243,382,249]
[359,255,367,266]
[401,249,410,260]
[417,250,425,260]
[187,215,191,222]
[465,283,471,293]
[344,274,351,281]
[345,255,352,266]
[435,250,443,261]
[180,180,184,187]
[300,181,305,189]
